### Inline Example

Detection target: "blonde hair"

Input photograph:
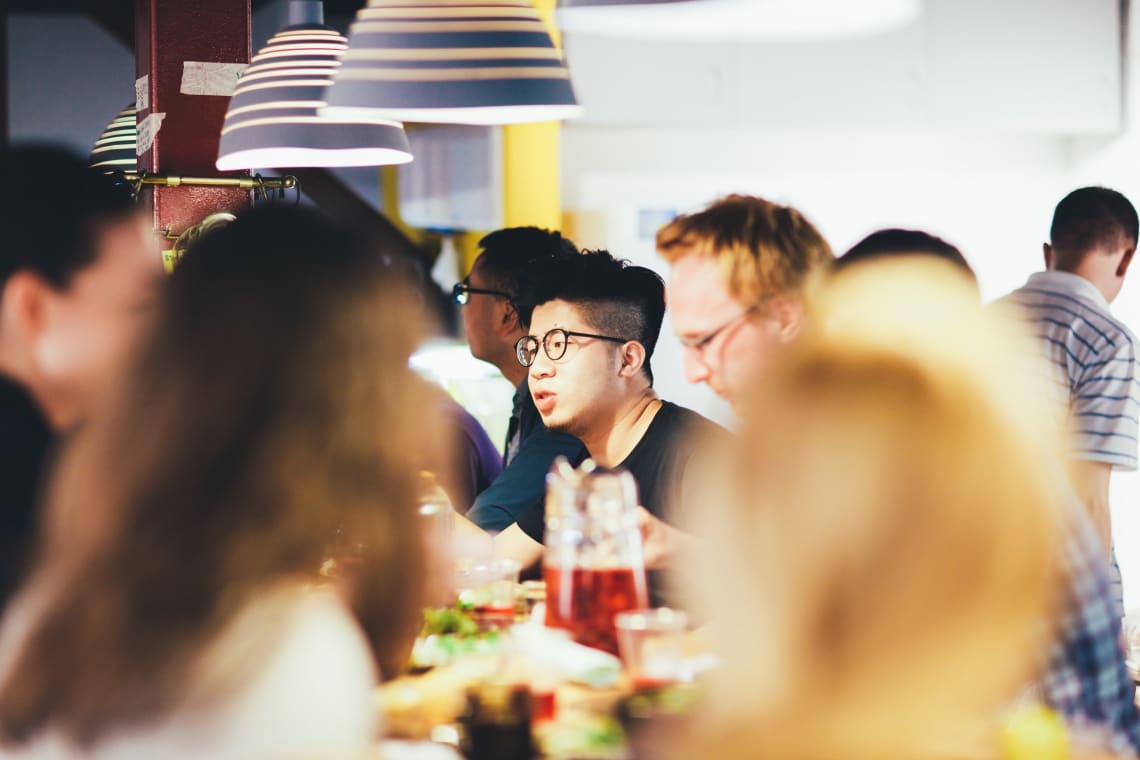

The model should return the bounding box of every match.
[684,260,1065,760]
[655,194,835,305]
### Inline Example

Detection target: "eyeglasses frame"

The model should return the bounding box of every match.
[515,327,630,367]
[452,277,513,306]
[678,303,762,354]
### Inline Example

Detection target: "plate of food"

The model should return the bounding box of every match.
[409,607,512,672]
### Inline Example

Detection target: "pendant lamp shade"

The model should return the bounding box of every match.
[321,0,582,126]
[217,10,412,171]
[555,0,922,41]
[88,106,138,173]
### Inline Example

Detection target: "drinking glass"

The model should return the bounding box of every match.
[455,559,520,629]
[615,608,689,691]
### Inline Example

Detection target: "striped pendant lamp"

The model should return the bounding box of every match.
[217,1,412,171]
[88,106,138,173]
[321,0,582,126]
[554,0,922,40]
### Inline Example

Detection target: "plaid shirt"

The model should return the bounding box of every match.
[1044,508,1140,756]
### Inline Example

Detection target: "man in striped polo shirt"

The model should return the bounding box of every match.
[1005,187,1139,591]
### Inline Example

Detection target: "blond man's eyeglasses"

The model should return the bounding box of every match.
[679,304,760,353]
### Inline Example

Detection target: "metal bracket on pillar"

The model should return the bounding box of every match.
[117,171,299,202]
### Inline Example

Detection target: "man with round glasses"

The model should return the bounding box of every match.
[453,227,588,532]
[484,250,725,595]
[656,194,835,410]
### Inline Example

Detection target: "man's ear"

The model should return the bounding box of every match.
[1043,243,1054,270]
[1,271,51,349]
[770,295,804,343]
[618,341,647,378]
[1117,246,1135,278]
[496,300,520,336]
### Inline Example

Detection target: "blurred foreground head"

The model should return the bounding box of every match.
[0,145,159,430]
[686,259,1065,760]
[0,207,432,744]
[837,227,976,289]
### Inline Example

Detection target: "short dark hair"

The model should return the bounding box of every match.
[837,228,976,284]
[0,145,138,290]
[1049,187,1138,266]
[522,250,665,386]
[475,226,578,305]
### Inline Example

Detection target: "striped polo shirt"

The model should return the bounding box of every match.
[1005,271,1140,470]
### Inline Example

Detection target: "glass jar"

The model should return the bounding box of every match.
[543,457,650,655]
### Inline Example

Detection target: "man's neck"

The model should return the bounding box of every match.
[497,360,527,388]
[580,390,662,468]
[1051,264,1116,304]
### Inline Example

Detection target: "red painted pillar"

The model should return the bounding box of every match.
[135,0,252,263]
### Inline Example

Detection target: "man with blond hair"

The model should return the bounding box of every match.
[652,196,1140,753]
[655,194,834,409]
[633,194,834,564]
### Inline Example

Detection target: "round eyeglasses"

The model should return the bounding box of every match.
[516,328,629,367]
[451,278,512,306]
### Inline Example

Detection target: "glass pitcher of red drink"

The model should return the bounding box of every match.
[543,458,649,655]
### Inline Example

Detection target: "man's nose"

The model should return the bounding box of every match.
[530,346,555,379]
[682,349,711,385]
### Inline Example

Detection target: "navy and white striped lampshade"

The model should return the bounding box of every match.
[321,0,582,126]
[88,107,137,173]
[554,0,922,40]
[216,14,412,170]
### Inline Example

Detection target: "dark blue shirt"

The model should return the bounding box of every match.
[466,381,587,532]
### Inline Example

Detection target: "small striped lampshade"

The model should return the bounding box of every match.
[217,6,412,171]
[321,0,582,126]
[88,106,137,173]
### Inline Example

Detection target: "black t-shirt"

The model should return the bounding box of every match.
[0,378,52,613]
[516,401,725,603]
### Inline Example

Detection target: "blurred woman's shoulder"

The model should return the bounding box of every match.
[187,583,380,754]
[0,582,379,759]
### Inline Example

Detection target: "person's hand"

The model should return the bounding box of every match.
[635,506,694,569]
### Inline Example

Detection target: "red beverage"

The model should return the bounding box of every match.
[531,690,556,723]
[631,676,677,692]
[472,603,515,631]
[544,565,649,655]
[473,602,515,615]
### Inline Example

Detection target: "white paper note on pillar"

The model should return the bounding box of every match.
[180,61,246,97]
[135,75,149,111]
[136,112,166,155]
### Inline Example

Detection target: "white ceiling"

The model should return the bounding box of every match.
[564,0,1122,134]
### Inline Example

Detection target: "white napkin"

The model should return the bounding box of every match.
[509,623,622,688]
